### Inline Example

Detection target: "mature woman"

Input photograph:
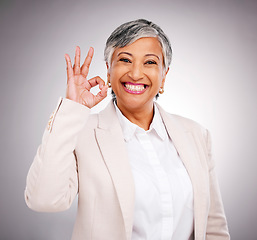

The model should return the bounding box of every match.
[25,19,230,240]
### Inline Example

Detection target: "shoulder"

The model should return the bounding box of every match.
[156,103,209,141]
[156,103,206,131]
[169,113,206,133]
[160,108,213,166]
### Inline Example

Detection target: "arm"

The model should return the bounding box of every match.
[205,130,230,239]
[25,46,108,212]
[25,98,90,212]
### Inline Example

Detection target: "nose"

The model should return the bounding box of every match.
[127,62,144,81]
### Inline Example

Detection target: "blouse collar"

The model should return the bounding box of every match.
[114,101,167,142]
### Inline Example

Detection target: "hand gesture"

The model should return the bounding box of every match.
[65,46,108,108]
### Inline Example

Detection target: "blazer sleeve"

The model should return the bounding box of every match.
[205,129,230,240]
[24,98,90,212]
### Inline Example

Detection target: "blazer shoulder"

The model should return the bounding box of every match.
[169,113,205,131]
[161,110,209,141]
[156,103,207,134]
[170,113,212,151]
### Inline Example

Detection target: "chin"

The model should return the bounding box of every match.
[119,96,154,110]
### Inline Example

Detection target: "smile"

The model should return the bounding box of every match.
[123,82,148,94]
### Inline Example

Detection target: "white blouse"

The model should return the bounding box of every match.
[114,102,194,240]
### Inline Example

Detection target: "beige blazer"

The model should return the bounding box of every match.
[25,98,230,240]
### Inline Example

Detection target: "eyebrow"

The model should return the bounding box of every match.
[117,52,132,57]
[145,54,160,60]
[117,52,160,60]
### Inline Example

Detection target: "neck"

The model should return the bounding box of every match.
[116,100,154,131]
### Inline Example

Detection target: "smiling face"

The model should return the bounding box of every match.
[107,37,169,116]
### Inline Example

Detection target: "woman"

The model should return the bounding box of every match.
[25,19,230,240]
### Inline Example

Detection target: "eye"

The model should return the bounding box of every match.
[119,58,131,63]
[145,60,157,65]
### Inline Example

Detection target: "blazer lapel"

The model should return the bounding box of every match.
[95,101,135,240]
[157,104,209,240]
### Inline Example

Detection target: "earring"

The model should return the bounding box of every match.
[159,87,164,94]
[107,80,111,88]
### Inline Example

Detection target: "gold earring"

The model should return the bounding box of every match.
[159,87,164,94]
[107,80,111,88]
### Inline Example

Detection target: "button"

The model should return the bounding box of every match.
[47,111,55,132]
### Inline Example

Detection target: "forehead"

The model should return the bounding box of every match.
[113,37,163,58]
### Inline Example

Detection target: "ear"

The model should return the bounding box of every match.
[161,67,169,88]
[106,62,110,82]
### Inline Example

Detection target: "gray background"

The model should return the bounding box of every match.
[0,0,256,239]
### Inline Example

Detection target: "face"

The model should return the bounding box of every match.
[107,37,169,115]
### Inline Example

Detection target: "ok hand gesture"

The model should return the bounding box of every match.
[65,46,108,108]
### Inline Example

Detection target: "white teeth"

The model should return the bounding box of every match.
[125,84,145,92]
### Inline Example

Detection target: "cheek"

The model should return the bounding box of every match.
[147,69,164,84]
[109,66,126,83]
[109,71,119,84]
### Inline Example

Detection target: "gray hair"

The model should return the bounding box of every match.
[104,19,172,71]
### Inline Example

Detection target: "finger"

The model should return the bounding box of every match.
[73,46,81,75]
[94,85,108,105]
[87,76,105,89]
[65,54,73,83]
[81,47,94,78]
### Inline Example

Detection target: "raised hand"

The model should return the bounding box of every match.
[65,46,108,108]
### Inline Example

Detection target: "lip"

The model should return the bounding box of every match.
[122,82,148,94]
